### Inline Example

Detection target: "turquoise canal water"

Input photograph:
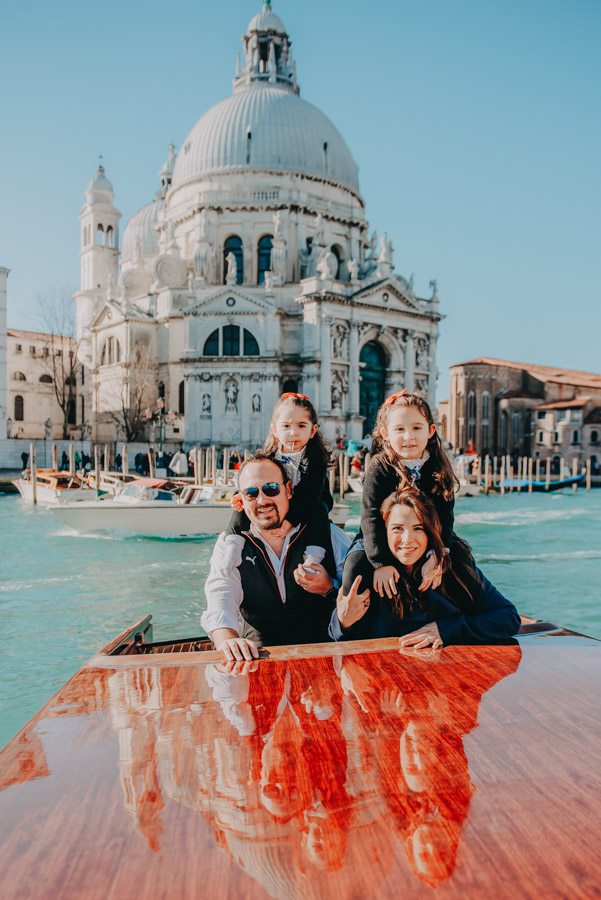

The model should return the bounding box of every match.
[1,488,600,748]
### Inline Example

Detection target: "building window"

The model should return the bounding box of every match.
[15,344,22,354]
[330,245,343,279]
[81,366,85,386]
[39,374,53,384]
[481,422,489,450]
[67,398,76,426]
[96,224,104,246]
[30,346,36,356]
[223,324,240,356]
[537,410,546,420]
[203,326,260,357]
[223,235,243,285]
[537,430,544,443]
[158,381,165,400]
[556,410,566,422]
[243,329,260,356]
[42,346,49,357]
[282,378,298,394]
[14,372,26,381]
[553,431,559,443]
[467,391,476,420]
[467,422,476,443]
[178,380,185,415]
[572,429,581,444]
[591,430,599,444]
[257,235,273,285]
[14,395,24,421]
[80,397,85,424]
[55,349,62,357]
[203,329,219,355]
[569,409,582,424]
[501,411,508,450]
[482,392,490,420]
[106,225,115,249]
[512,412,520,444]
[100,336,122,365]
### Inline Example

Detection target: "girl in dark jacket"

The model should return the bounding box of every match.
[342,391,457,600]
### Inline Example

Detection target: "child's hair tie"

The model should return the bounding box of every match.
[281,392,310,401]
[383,389,408,407]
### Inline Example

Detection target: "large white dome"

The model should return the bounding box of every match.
[171,84,360,194]
[121,197,165,260]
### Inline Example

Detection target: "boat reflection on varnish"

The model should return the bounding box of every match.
[0,628,550,898]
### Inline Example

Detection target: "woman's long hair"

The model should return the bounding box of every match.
[262,394,333,469]
[380,490,479,618]
[371,393,457,500]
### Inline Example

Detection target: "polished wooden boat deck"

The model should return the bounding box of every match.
[1,628,600,899]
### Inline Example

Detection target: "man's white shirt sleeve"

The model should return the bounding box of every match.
[201,534,244,634]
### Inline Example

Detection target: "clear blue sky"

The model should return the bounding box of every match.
[1,0,599,401]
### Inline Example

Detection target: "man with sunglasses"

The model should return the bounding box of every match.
[202,454,351,660]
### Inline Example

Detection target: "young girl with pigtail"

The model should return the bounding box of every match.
[341,390,458,600]
[221,392,335,572]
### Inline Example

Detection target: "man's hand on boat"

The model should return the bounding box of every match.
[211,627,259,661]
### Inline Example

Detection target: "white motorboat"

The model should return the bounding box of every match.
[50,478,351,536]
[13,469,96,506]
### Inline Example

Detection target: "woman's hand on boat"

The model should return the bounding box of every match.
[337,576,371,630]
[399,621,443,650]
[373,565,400,599]
[418,552,443,592]
[230,492,244,511]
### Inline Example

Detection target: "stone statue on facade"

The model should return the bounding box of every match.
[429,278,438,301]
[317,250,337,280]
[273,210,283,238]
[252,393,261,413]
[6,417,12,438]
[332,324,348,359]
[225,251,237,285]
[314,213,325,246]
[331,382,342,411]
[202,393,211,414]
[415,336,429,370]
[225,381,238,413]
[134,238,145,270]
[264,270,273,291]
[347,258,359,281]
[44,418,52,440]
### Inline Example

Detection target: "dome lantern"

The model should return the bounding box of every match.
[234,1,298,95]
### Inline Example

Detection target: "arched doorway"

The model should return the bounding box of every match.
[360,342,386,436]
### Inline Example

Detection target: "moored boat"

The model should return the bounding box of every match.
[49,478,351,536]
[12,469,96,505]
[1,615,599,898]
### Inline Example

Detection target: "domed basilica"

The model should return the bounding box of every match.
[74,1,442,447]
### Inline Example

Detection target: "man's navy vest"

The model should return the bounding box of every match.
[237,524,337,647]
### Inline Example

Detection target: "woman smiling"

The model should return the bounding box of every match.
[330,490,520,647]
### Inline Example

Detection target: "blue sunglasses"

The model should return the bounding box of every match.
[240,482,284,501]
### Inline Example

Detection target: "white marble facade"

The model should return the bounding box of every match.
[74,2,442,447]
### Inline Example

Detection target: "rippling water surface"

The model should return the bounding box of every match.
[1,488,600,747]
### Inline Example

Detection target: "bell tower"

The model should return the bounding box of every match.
[74,163,121,359]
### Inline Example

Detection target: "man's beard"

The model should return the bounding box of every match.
[252,504,282,530]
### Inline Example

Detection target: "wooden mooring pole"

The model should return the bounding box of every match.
[52,443,58,471]
[586,458,591,490]
[30,443,37,505]
[94,445,101,495]
[572,457,579,493]
[122,444,128,474]
[69,443,75,476]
